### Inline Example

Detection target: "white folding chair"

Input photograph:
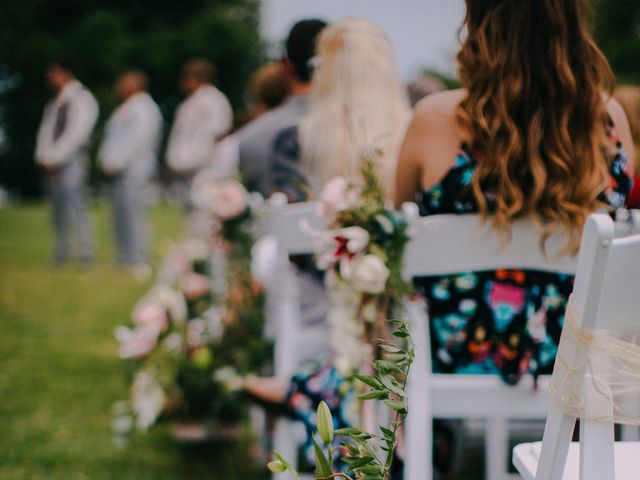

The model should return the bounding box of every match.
[259,193,326,479]
[401,204,578,480]
[512,212,640,480]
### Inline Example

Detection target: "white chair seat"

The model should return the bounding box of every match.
[513,441,640,480]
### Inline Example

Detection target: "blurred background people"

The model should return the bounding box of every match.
[166,59,233,207]
[407,74,446,107]
[35,60,98,267]
[201,61,291,181]
[237,18,327,197]
[98,70,162,278]
[613,85,640,208]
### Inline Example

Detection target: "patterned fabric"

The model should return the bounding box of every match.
[414,124,632,384]
[283,122,633,465]
[271,125,308,202]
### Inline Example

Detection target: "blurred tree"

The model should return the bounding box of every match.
[593,0,640,84]
[0,0,265,197]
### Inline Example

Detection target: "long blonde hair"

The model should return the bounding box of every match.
[457,0,615,253]
[299,18,410,196]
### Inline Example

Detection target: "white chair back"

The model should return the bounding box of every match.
[401,204,579,480]
[530,213,640,480]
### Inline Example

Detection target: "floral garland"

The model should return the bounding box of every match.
[114,173,271,432]
[311,151,410,376]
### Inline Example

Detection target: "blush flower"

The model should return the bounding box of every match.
[316,176,360,223]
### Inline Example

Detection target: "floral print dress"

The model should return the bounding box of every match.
[414,124,632,384]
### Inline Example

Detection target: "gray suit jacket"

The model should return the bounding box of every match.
[237,95,308,196]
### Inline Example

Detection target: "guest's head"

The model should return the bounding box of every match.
[46,59,76,92]
[284,19,327,92]
[115,70,149,102]
[613,85,640,169]
[300,18,410,195]
[249,62,289,113]
[180,58,215,94]
[457,0,615,251]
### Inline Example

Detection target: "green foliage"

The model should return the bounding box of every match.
[593,0,640,84]
[0,0,265,197]
[270,320,415,480]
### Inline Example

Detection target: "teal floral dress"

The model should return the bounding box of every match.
[414,124,632,384]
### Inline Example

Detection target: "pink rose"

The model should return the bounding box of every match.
[211,179,248,220]
[180,272,211,300]
[316,177,360,223]
[114,325,160,359]
[132,303,168,332]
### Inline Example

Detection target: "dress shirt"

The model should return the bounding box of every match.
[98,92,163,181]
[166,84,233,174]
[36,80,99,167]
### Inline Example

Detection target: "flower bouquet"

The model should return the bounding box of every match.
[115,175,271,435]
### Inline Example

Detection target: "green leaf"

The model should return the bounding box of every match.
[347,455,376,469]
[358,390,387,400]
[352,374,382,389]
[312,437,332,478]
[335,427,364,436]
[384,399,407,413]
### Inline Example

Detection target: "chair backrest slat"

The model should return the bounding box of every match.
[402,212,577,280]
[596,235,640,329]
[268,199,324,255]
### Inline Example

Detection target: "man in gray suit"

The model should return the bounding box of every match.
[36,60,98,267]
[99,71,162,279]
[237,19,326,197]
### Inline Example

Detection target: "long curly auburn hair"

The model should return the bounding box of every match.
[457,0,615,253]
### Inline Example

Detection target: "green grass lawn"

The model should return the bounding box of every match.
[0,202,269,480]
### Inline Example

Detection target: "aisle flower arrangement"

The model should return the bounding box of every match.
[115,174,271,433]
[311,151,411,375]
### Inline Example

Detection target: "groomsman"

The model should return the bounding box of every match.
[35,60,98,267]
[98,71,162,277]
[166,59,233,207]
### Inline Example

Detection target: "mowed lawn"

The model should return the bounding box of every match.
[0,202,269,480]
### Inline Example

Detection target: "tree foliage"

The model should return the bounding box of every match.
[0,0,265,197]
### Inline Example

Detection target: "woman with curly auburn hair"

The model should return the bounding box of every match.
[395,0,634,385]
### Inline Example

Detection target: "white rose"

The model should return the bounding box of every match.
[210,179,248,220]
[338,226,369,254]
[316,177,360,223]
[131,370,166,430]
[345,254,390,294]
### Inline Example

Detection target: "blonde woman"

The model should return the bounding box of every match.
[613,85,640,207]
[247,17,410,468]
[271,17,410,200]
[395,0,634,385]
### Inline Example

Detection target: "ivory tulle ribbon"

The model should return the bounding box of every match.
[549,296,640,424]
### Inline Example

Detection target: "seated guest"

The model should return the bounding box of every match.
[613,85,640,208]
[237,19,327,197]
[394,0,635,385]
[271,17,410,200]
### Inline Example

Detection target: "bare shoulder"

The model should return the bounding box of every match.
[412,89,466,126]
[606,96,628,128]
[605,95,635,175]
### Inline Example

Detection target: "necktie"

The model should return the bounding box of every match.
[53,102,69,142]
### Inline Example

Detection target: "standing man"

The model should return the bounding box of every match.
[166,59,233,207]
[98,71,162,278]
[35,60,98,267]
[237,19,327,197]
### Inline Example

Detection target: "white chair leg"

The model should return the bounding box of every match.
[273,419,297,480]
[535,407,576,480]
[486,417,509,480]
